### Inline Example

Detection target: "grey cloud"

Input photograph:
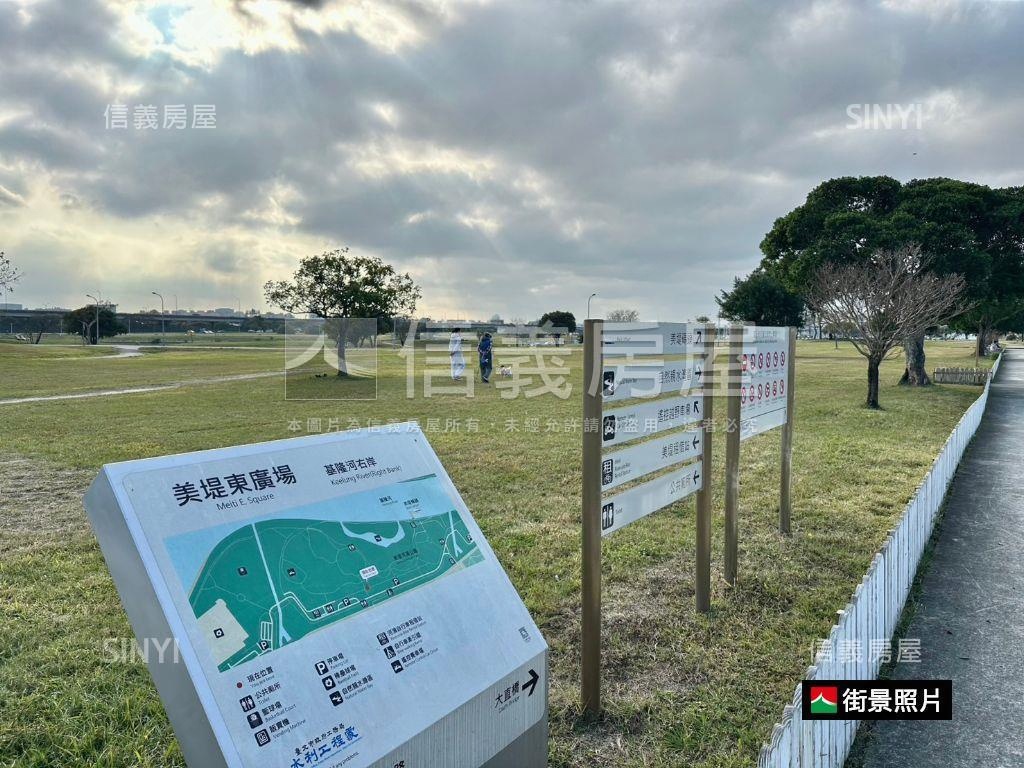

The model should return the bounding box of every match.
[5,0,1024,318]
[0,184,26,207]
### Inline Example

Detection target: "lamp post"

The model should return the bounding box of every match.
[587,292,597,319]
[86,293,99,345]
[152,291,165,341]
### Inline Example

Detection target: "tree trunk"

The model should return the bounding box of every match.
[867,355,882,409]
[898,333,930,386]
[975,323,989,358]
[335,319,349,376]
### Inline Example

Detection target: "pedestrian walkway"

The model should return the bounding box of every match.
[0,371,284,406]
[858,349,1024,767]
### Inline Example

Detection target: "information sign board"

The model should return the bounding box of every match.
[599,461,703,537]
[85,425,547,768]
[601,360,705,403]
[601,394,703,448]
[599,429,702,493]
[739,327,789,441]
[601,322,705,357]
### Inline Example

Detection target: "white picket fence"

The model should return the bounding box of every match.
[757,352,1003,768]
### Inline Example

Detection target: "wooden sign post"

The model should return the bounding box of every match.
[581,319,603,717]
[580,320,710,717]
[724,325,743,586]
[723,324,795,587]
[779,327,797,535]
[695,326,715,614]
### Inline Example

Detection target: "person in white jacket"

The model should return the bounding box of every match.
[449,327,466,380]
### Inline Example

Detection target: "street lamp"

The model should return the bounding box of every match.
[152,291,165,341]
[86,293,100,345]
[587,292,597,319]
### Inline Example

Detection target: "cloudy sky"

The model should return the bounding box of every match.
[2,0,1023,320]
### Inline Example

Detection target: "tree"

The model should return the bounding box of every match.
[759,176,1024,383]
[264,249,420,376]
[606,308,639,322]
[537,310,576,344]
[805,245,967,409]
[64,305,126,344]
[716,271,805,327]
[0,251,21,294]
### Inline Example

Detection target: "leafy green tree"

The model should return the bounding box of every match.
[716,271,804,327]
[64,306,126,344]
[538,310,576,344]
[264,249,420,375]
[759,176,1024,381]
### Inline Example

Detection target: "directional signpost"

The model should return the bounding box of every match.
[722,325,796,585]
[84,425,547,768]
[581,319,713,717]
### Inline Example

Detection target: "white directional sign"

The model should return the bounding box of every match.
[84,425,547,768]
[600,429,702,493]
[601,394,703,448]
[599,461,703,536]
[739,327,790,441]
[601,322,705,357]
[601,360,705,403]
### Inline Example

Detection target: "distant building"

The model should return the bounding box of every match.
[0,303,23,310]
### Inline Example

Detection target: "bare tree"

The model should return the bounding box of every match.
[606,308,639,322]
[806,245,968,408]
[0,251,21,293]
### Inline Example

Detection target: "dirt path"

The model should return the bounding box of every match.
[0,370,284,406]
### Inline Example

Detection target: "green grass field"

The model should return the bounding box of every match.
[0,339,993,767]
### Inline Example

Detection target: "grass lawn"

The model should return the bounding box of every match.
[0,340,993,767]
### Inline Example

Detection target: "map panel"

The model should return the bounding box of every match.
[167,475,482,672]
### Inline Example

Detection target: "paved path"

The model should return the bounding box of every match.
[0,371,284,406]
[858,350,1024,767]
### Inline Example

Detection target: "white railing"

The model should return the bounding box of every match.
[757,352,1003,768]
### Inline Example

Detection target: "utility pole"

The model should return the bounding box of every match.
[152,291,165,341]
[86,293,100,345]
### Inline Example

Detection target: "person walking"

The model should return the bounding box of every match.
[478,332,493,383]
[449,327,466,380]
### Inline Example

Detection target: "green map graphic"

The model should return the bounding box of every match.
[179,492,482,672]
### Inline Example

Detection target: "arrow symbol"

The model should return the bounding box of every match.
[694,401,700,415]
[692,435,700,450]
[695,367,702,379]
[693,470,700,484]
[695,330,703,343]
[523,669,539,697]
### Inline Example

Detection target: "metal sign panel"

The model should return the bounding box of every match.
[84,425,547,768]
[599,461,703,536]
[600,429,702,493]
[601,394,703,448]
[601,360,705,403]
[601,322,705,357]
[739,327,789,441]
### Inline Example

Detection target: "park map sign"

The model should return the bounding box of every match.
[85,425,547,768]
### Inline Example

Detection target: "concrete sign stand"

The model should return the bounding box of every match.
[85,424,547,768]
